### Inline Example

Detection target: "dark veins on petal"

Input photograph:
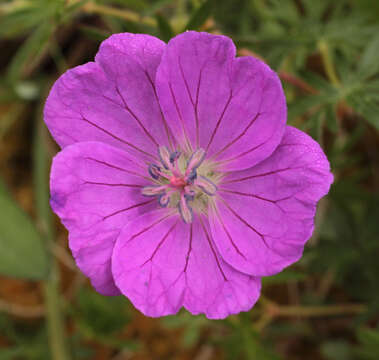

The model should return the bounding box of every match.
[199,217,228,281]
[219,198,271,250]
[79,114,157,161]
[183,223,193,273]
[217,130,276,164]
[103,45,173,149]
[143,68,174,148]
[84,157,149,180]
[83,181,143,188]
[210,112,262,159]
[213,210,247,260]
[102,199,154,221]
[219,189,292,208]
[178,57,204,149]
[222,166,307,184]
[206,91,233,152]
[127,213,175,245]
[142,220,179,266]
[168,82,192,150]
[114,85,159,147]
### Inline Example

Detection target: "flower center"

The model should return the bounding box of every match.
[142,146,218,223]
[169,175,187,188]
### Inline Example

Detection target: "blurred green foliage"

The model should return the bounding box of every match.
[0,0,378,359]
[0,178,48,280]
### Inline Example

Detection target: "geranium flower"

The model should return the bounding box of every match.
[45,31,333,319]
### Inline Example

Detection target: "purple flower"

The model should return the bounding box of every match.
[45,31,333,319]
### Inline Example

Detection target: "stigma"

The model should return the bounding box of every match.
[142,146,217,223]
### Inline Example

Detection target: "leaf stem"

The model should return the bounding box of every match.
[43,263,70,360]
[279,71,319,94]
[34,112,71,360]
[270,303,366,317]
[255,295,366,331]
[318,39,341,87]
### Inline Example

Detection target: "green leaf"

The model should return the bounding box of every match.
[7,22,53,81]
[79,25,111,42]
[0,179,48,279]
[358,34,379,78]
[183,0,213,31]
[156,13,175,42]
[62,0,91,23]
[347,91,379,130]
[223,320,282,360]
[288,94,325,119]
[73,288,138,349]
[0,0,65,38]
[321,340,353,360]
[142,0,173,16]
[305,108,325,141]
[324,103,339,133]
[355,327,379,360]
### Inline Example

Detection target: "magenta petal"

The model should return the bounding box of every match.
[155,31,286,170]
[184,217,261,318]
[95,33,172,148]
[50,141,155,295]
[209,126,333,277]
[44,33,168,161]
[112,212,261,319]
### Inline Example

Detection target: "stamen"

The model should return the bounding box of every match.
[196,176,217,196]
[178,194,193,223]
[169,151,181,164]
[186,148,206,175]
[142,185,167,197]
[148,164,161,180]
[184,186,195,200]
[158,146,171,169]
[158,146,181,176]
[170,151,182,176]
[186,168,197,184]
[144,147,218,224]
[158,193,170,207]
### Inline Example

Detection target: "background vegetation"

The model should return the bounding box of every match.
[0,0,378,359]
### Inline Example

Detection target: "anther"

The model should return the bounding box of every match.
[169,151,181,164]
[143,146,217,224]
[158,146,171,169]
[184,186,195,201]
[148,164,161,180]
[178,194,193,223]
[142,185,167,197]
[158,193,170,207]
[186,168,197,184]
[196,176,217,196]
[186,148,206,174]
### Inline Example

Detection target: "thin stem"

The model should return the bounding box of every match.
[259,294,365,318]
[34,110,71,360]
[43,264,70,360]
[279,71,319,94]
[272,303,366,317]
[318,39,341,87]
[253,312,275,332]
[254,295,366,331]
